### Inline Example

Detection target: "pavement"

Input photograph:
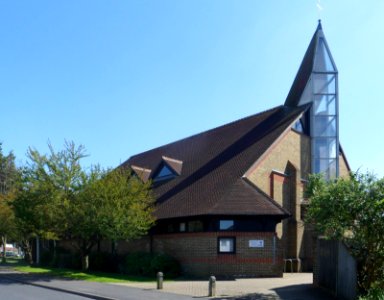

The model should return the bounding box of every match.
[0,267,336,300]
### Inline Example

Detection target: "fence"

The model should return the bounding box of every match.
[314,238,357,300]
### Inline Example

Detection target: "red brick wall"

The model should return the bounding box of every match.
[58,232,283,277]
[152,231,283,277]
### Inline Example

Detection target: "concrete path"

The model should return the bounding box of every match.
[115,273,335,299]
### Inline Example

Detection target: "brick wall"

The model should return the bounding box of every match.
[246,129,312,270]
[152,231,283,277]
[339,153,350,178]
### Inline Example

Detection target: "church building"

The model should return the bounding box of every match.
[121,21,350,277]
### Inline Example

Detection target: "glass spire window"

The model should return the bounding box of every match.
[311,36,338,180]
[297,29,339,180]
[313,38,336,72]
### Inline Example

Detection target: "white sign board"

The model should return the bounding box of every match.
[249,240,264,248]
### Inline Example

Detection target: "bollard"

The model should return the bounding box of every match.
[157,272,163,290]
[208,275,216,297]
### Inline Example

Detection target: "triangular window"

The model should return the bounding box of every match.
[153,164,176,182]
[313,38,336,72]
[292,119,304,133]
[298,78,312,106]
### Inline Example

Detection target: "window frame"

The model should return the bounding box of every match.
[217,237,236,254]
[179,222,186,232]
[219,220,235,231]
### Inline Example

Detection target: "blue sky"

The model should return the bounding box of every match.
[1,1,383,177]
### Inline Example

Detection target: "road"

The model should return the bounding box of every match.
[0,276,91,300]
[0,269,208,300]
[0,268,334,300]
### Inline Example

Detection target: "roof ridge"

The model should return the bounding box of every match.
[123,105,283,163]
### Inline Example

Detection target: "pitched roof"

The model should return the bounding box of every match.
[122,105,307,220]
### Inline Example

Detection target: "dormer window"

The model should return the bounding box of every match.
[152,156,183,183]
[153,164,176,182]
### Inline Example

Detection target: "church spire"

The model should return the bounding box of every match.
[317,19,322,30]
[285,22,339,180]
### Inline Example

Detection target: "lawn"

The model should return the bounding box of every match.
[4,261,156,283]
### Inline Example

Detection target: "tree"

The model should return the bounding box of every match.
[0,144,18,263]
[305,172,384,292]
[12,141,82,264]
[12,170,58,264]
[67,167,155,270]
[13,141,155,270]
[0,143,17,195]
[0,195,16,263]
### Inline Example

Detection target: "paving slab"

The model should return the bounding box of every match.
[114,273,335,299]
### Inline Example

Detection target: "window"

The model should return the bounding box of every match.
[179,222,186,232]
[218,237,235,253]
[219,220,234,231]
[292,119,304,133]
[188,220,203,232]
[153,164,176,183]
[167,224,175,233]
[313,38,336,72]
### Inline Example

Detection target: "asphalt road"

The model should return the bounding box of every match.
[0,270,209,300]
[0,268,334,300]
[0,276,91,300]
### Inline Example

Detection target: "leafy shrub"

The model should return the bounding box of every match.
[123,252,152,276]
[44,247,81,270]
[40,250,54,267]
[89,252,120,273]
[54,253,81,269]
[122,252,180,278]
[150,254,180,278]
[359,288,384,300]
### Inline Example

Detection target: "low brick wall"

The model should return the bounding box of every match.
[58,231,283,278]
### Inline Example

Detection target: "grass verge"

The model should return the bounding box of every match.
[13,265,156,283]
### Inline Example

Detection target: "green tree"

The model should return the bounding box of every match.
[0,195,16,263]
[12,168,58,264]
[0,143,17,195]
[305,172,384,292]
[12,141,82,264]
[68,167,154,270]
[13,141,155,270]
[0,144,18,263]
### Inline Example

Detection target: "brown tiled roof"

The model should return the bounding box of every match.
[122,105,307,220]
